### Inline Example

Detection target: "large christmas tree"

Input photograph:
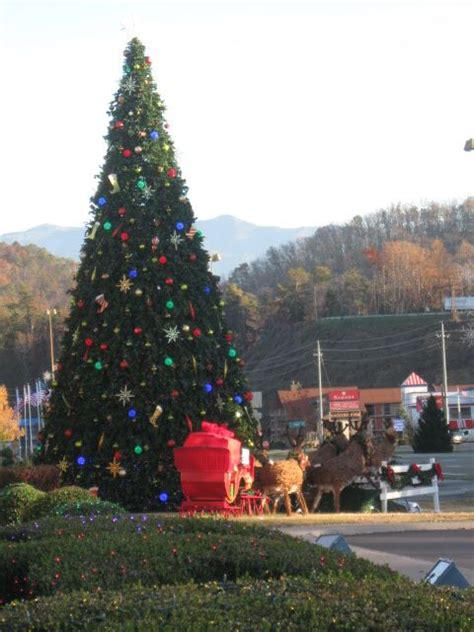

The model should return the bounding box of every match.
[39,38,258,509]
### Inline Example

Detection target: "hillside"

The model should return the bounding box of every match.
[0,216,317,277]
[243,314,473,395]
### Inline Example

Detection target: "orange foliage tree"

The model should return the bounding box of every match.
[0,384,20,442]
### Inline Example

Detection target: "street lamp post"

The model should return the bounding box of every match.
[46,308,57,379]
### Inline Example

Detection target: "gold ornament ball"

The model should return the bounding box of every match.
[208,329,214,335]
[182,324,190,332]
[144,341,151,347]
[106,414,113,421]
[129,218,136,224]
[101,393,107,399]
[157,166,164,173]
[200,410,206,416]
[134,63,141,70]
[140,381,146,387]
[75,441,82,447]
[235,411,242,419]
[180,284,188,290]
[134,146,143,154]
[119,468,127,477]
[81,321,87,326]
[164,182,170,188]
[114,327,120,334]
[163,143,170,151]
[139,130,146,138]
[134,166,142,174]
[139,244,145,250]
[135,288,143,296]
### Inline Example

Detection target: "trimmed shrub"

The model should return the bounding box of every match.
[0,515,394,603]
[0,465,60,491]
[0,576,473,631]
[52,500,125,517]
[25,486,99,520]
[0,483,46,526]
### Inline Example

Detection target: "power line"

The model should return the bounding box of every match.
[321,332,437,352]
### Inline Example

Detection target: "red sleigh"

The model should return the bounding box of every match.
[173,421,255,514]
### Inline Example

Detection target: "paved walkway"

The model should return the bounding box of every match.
[280,520,474,584]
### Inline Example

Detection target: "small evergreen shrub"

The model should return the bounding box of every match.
[0,483,46,525]
[26,486,99,520]
[52,499,125,517]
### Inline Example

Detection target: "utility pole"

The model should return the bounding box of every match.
[313,341,324,443]
[436,322,450,426]
[46,308,57,380]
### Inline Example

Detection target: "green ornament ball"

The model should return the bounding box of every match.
[136,178,146,190]
[134,445,143,455]
[94,361,103,370]
[103,221,112,231]
[166,300,174,310]
[164,357,173,367]
[228,348,237,358]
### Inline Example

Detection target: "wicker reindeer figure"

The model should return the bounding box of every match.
[307,429,375,513]
[253,431,309,516]
[306,424,349,467]
[369,422,397,469]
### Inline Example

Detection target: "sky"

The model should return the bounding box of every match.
[1,0,473,234]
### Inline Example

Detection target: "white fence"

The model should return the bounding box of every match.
[379,458,440,513]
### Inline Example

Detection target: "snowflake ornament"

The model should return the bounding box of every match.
[122,76,137,94]
[169,231,183,250]
[163,325,180,343]
[115,385,134,406]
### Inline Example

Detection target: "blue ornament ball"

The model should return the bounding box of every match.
[77,456,86,466]
[175,221,184,231]
[204,286,211,295]
[129,268,138,279]
[203,383,213,394]
[98,197,107,206]
[234,395,243,405]
[128,408,137,419]
[159,492,169,503]
[149,130,159,140]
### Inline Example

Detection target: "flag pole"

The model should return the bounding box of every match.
[16,387,22,461]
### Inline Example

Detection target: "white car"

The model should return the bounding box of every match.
[452,429,474,444]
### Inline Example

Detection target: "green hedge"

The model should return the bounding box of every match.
[25,486,100,520]
[0,516,393,603]
[0,483,46,525]
[1,575,473,631]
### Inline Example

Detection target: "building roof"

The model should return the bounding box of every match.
[401,372,427,387]
[359,388,401,405]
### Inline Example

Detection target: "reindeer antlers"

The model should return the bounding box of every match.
[286,425,306,448]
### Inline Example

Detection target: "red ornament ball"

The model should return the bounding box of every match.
[114,120,125,129]
[192,328,202,338]
[64,429,73,439]
[167,167,177,178]
[122,149,132,158]
[238,359,245,368]
[99,343,108,351]
[145,56,152,65]
[224,332,234,342]
[114,451,122,460]
[167,439,176,448]
[77,299,85,309]
[119,360,129,369]
[159,255,167,265]
[133,327,142,335]
[118,207,127,217]
[170,389,180,398]
[244,391,253,401]
[164,277,174,285]
[215,377,224,387]
[189,254,197,262]
[84,338,93,347]
[120,232,129,242]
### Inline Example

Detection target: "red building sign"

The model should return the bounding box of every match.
[328,389,360,412]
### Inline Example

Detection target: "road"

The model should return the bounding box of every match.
[346,529,474,571]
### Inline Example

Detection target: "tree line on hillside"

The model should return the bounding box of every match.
[223,201,474,347]
[0,243,74,389]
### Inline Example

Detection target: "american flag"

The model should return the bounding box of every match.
[186,227,197,239]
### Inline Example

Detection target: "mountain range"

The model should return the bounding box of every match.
[0,215,316,276]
